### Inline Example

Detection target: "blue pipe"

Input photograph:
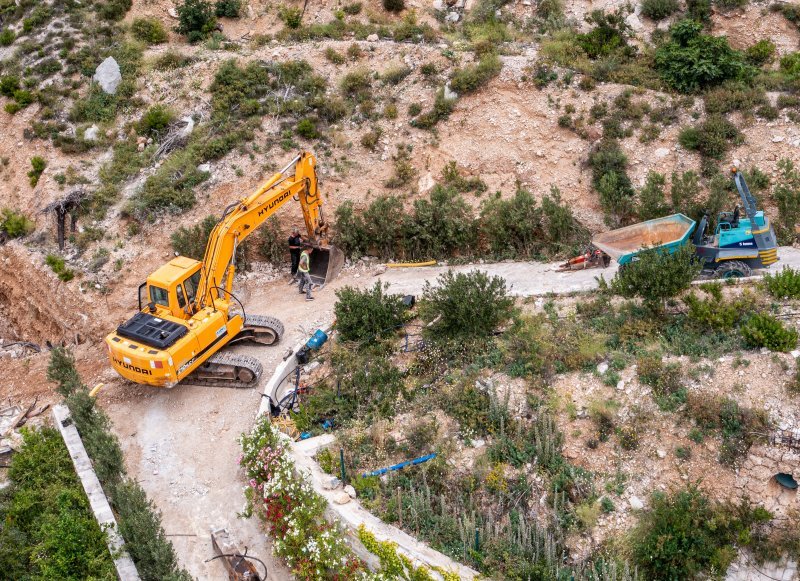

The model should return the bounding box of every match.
[360,453,437,478]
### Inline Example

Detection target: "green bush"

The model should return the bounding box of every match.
[28,156,46,187]
[576,9,634,59]
[215,0,241,17]
[171,215,217,260]
[655,19,750,93]
[420,270,514,340]
[98,0,132,20]
[746,40,776,66]
[0,28,15,46]
[325,47,346,64]
[590,139,635,226]
[636,354,685,410]
[131,17,168,43]
[153,51,195,70]
[411,88,456,129]
[632,485,772,580]
[44,254,75,282]
[641,0,678,20]
[296,117,318,139]
[637,171,670,221]
[340,67,372,100]
[0,75,19,97]
[741,313,798,352]
[404,186,476,259]
[383,0,405,11]
[176,0,217,42]
[450,53,502,95]
[0,428,116,580]
[704,84,767,115]
[678,115,742,159]
[0,208,34,238]
[764,267,800,299]
[715,0,747,11]
[774,158,800,242]
[279,5,303,28]
[334,282,407,343]
[131,149,207,218]
[611,244,702,308]
[683,283,744,330]
[70,86,118,123]
[381,65,412,86]
[138,104,175,137]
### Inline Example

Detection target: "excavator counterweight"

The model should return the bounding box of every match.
[105,152,338,388]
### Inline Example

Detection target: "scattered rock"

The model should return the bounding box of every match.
[84,125,100,141]
[93,57,122,95]
[616,380,625,391]
[433,0,446,10]
[629,496,644,510]
[472,438,485,448]
[168,6,179,18]
[773,136,785,143]
[654,147,670,159]
[344,484,356,499]
[366,33,379,42]
[597,362,609,375]
[791,350,800,359]
[333,491,351,504]
[657,449,666,459]
[625,13,643,32]
[444,82,458,101]
[418,172,435,193]
[322,476,341,490]
[197,163,211,173]
[445,11,460,22]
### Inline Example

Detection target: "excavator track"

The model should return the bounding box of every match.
[228,314,285,346]
[182,352,263,389]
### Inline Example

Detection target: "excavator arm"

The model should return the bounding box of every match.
[194,152,333,310]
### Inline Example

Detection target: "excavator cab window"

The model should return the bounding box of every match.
[150,286,170,308]
[176,285,186,308]
[183,271,201,304]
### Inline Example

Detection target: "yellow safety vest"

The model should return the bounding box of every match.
[299,251,310,273]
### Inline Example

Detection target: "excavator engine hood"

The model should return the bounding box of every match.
[309,245,344,286]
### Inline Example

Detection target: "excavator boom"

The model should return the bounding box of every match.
[105,151,341,388]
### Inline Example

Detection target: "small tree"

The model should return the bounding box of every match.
[176,0,216,43]
[171,215,217,260]
[611,244,702,309]
[637,171,670,221]
[420,270,514,340]
[334,282,406,343]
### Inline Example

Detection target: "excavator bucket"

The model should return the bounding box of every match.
[309,245,344,286]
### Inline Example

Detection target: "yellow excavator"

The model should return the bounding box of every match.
[105,152,343,388]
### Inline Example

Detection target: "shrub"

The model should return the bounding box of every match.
[70,86,118,123]
[171,215,217,260]
[137,104,175,137]
[360,128,382,150]
[340,67,372,100]
[411,88,456,129]
[383,0,405,12]
[683,283,744,330]
[28,156,46,187]
[45,254,75,282]
[420,270,513,340]
[333,200,368,258]
[741,313,798,352]
[715,0,747,11]
[153,51,195,70]
[344,2,362,14]
[0,208,34,238]
[774,158,800,242]
[678,115,742,159]
[764,267,800,299]
[381,65,412,86]
[363,195,405,257]
[296,117,318,139]
[641,0,678,20]
[98,0,132,20]
[0,74,19,97]
[0,428,117,580]
[215,0,241,17]
[576,9,634,59]
[0,28,15,46]
[131,149,206,218]
[449,53,502,95]
[590,139,635,226]
[631,485,771,580]
[131,17,168,43]
[334,282,407,343]
[704,84,767,115]
[655,19,750,93]
[384,146,416,188]
[324,47,345,64]
[746,40,776,66]
[176,0,217,42]
[637,171,670,221]
[611,244,702,308]
[279,5,303,28]
[637,354,685,410]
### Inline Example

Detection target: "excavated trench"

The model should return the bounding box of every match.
[0,243,96,347]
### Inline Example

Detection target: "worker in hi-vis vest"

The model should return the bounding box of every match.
[297,244,315,301]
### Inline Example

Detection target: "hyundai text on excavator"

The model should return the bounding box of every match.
[105,152,343,388]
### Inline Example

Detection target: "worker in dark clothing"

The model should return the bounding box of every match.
[732,205,741,228]
[288,227,304,284]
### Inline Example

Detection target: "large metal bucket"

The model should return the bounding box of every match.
[309,245,344,286]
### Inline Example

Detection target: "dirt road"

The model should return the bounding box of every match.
[97,247,800,580]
